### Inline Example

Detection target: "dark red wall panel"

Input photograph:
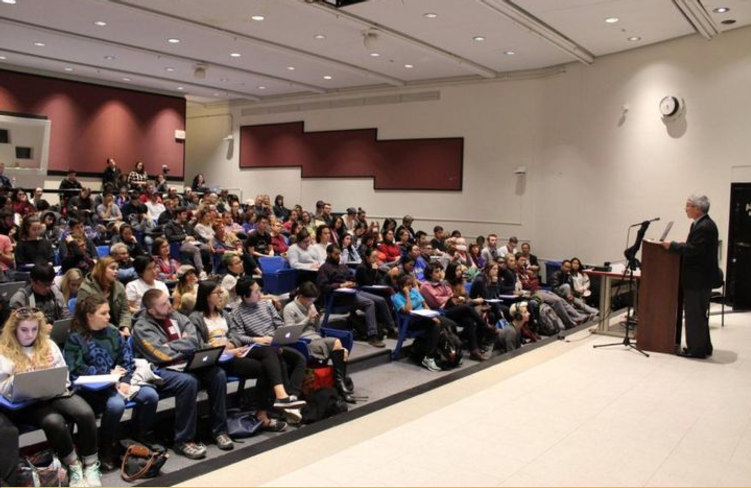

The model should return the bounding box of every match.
[240,121,463,191]
[0,69,185,177]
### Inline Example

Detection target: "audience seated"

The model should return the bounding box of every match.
[311,225,332,265]
[469,263,518,352]
[109,242,138,283]
[127,161,149,191]
[549,259,599,317]
[569,257,593,301]
[377,229,401,265]
[498,236,518,259]
[125,256,169,313]
[132,289,231,459]
[287,230,320,271]
[59,219,99,264]
[15,215,53,267]
[78,257,132,335]
[340,234,361,265]
[95,191,122,223]
[220,253,247,309]
[391,275,444,372]
[519,241,540,276]
[59,268,84,304]
[172,265,198,315]
[152,237,180,281]
[63,295,159,472]
[10,264,69,324]
[0,308,102,487]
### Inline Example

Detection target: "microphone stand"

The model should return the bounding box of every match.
[593,220,651,357]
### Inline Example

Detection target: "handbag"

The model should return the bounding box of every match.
[16,450,68,487]
[120,440,169,482]
[226,409,263,439]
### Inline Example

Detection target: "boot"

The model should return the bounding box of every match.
[330,349,355,403]
[98,439,117,473]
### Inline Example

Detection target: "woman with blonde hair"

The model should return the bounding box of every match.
[0,308,101,486]
[59,268,84,303]
[77,256,131,335]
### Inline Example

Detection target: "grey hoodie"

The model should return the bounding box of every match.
[131,309,201,366]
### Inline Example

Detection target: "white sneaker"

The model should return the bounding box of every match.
[84,461,102,487]
[199,271,208,280]
[421,356,442,372]
[285,408,302,425]
[68,462,86,488]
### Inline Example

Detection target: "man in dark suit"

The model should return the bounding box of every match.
[663,194,719,358]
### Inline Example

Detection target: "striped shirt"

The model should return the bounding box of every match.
[229,300,283,346]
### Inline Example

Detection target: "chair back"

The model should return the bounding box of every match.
[259,256,287,273]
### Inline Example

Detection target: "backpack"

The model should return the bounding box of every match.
[301,387,348,424]
[435,325,463,370]
[537,303,565,336]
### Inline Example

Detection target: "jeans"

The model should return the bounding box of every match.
[156,366,228,443]
[79,386,159,443]
[355,291,396,337]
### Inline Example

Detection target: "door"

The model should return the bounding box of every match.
[727,184,751,310]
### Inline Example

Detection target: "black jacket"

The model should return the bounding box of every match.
[669,214,719,290]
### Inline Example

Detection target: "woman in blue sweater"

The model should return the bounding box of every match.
[63,295,159,471]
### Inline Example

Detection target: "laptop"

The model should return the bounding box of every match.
[271,324,305,346]
[5,366,68,403]
[50,319,72,347]
[183,345,225,372]
[659,221,674,242]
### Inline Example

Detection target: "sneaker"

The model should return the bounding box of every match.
[469,350,488,362]
[261,419,288,432]
[285,408,302,425]
[68,462,85,488]
[273,395,306,409]
[214,433,234,451]
[421,356,442,372]
[83,461,102,487]
[368,336,386,348]
[198,270,208,280]
[173,441,207,460]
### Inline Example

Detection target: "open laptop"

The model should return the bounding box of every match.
[183,345,225,372]
[5,366,68,403]
[659,221,674,242]
[271,324,305,346]
[50,319,72,347]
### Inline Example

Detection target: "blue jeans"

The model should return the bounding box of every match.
[156,366,228,443]
[80,386,159,442]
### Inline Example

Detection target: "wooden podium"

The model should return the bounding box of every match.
[636,241,682,354]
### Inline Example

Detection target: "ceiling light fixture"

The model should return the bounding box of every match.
[404,64,414,68]
[424,13,438,19]
[721,19,736,24]
[713,7,730,13]
[64,67,74,71]
[672,0,719,39]
[323,75,333,80]
[314,34,326,39]
[287,66,295,70]
[213,93,220,96]
[165,67,175,72]
[176,86,184,91]
[627,36,641,41]
[473,36,486,41]
[33,42,45,47]
[94,20,107,26]
[251,15,265,21]
[167,38,180,44]
[219,77,229,82]
[104,55,115,60]
[257,86,266,90]
[1,0,17,4]
[122,77,131,81]
[0,56,7,60]
[604,17,619,24]
[369,52,380,57]
[230,52,241,57]
[504,50,516,55]
[478,0,594,64]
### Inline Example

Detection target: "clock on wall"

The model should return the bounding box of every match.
[659,95,684,120]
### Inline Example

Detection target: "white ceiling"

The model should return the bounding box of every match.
[0,0,748,104]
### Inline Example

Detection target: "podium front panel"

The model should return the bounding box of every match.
[636,241,681,354]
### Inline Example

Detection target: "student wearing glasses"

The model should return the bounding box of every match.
[0,308,101,487]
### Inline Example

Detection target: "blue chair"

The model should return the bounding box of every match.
[259,256,297,295]
[391,311,440,360]
[96,245,110,257]
[68,297,77,314]
[320,289,358,330]
[169,241,182,262]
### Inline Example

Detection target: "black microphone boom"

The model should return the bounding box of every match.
[629,217,660,227]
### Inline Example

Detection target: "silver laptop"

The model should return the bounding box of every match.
[5,366,68,403]
[50,319,72,347]
[660,221,674,242]
[271,324,305,346]
[184,345,225,372]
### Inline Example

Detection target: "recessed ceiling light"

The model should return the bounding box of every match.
[104,55,115,60]
[257,86,266,90]
[287,66,295,70]
[323,75,333,80]
[504,50,516,56]
[250,15,264,21]
[2,0,17,4]
[33,42,45,47]
[165,67,175,72]
[713,7,730,13]
[369,52,380,57]
[64,67,74,71]
[627,36,641,41]
[0,56,6,60]
[219,77,229,82]
[424,13,438,19]
[122,77,131,82]
[604,17,619,24]
[176,86,184,91]
[213,92,220,96]
[473,36,486,41]
[93,20,107,26]
[721,19,736,25]
[230,53,242,57]
[404,64,414,69]
[167,38,180,44]
[313,34,326,40]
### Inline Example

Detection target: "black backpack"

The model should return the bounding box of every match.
[435,325,463,370]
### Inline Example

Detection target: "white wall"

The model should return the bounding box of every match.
[186,26,751,266]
